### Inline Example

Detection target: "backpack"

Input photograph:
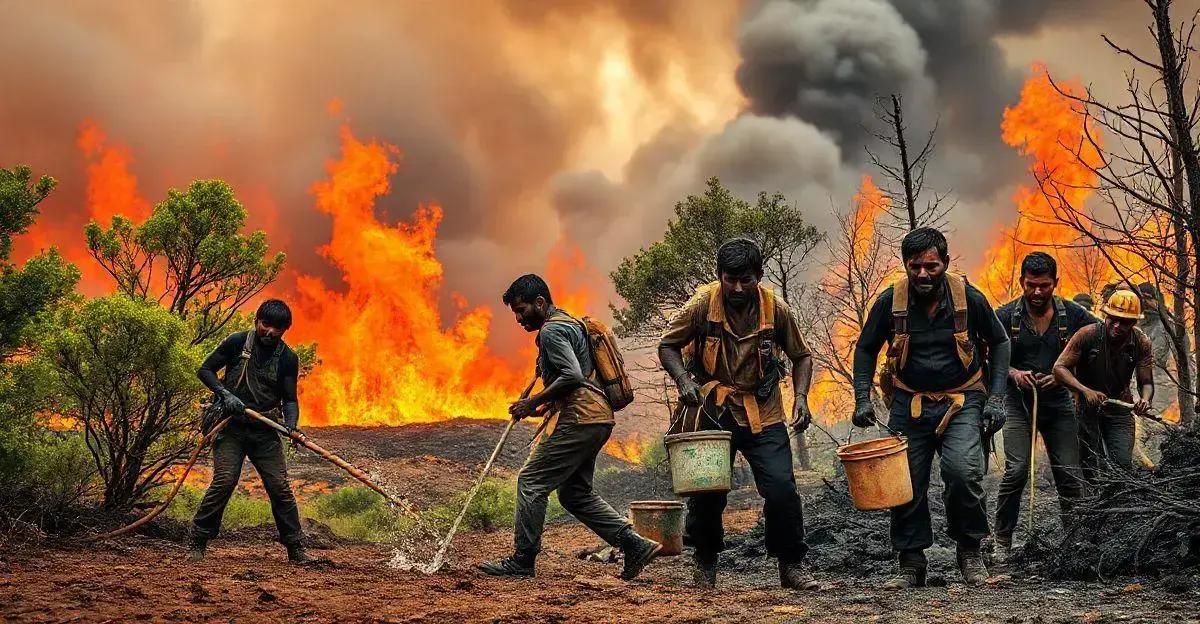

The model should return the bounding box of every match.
[696,282,783,401]
[546,314,635,412]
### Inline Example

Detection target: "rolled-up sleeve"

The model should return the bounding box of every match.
[776,300,811,361]
[659,289,706,348]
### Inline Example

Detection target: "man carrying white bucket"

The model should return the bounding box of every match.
[851,227,1011,588]
[658,238,818,590]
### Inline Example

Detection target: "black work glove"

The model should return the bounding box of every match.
[981,394,1006,436]
[790,394,812,433]
[218,388,246,418]
[676,375,702,407]
[852,401,877,428]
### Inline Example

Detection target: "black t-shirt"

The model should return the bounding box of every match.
[995,296,1098,379]
[858,281,1008,392]
[200,331,300,411]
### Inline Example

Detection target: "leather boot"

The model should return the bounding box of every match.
[991,536,1013,566]
[186,534,208,562]
[478,555,535,578]
[692,551,718,589]
[882,563,927,589]
[779,558,820,590]
[957,547,990,586]
[286,542,318,564]
[619,531,662,581]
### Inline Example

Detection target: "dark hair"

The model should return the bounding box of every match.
[503,273,553,306]
[1072,292,1095,308]
[1020,251,1057,278]
[256,299,293,330]
[716,237,763,277]
[900,227,949,262]
[1137,282,1159,299]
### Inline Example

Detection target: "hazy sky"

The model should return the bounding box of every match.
[3,0,1196,328]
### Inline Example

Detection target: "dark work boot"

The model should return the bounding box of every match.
[779,558,820,590]
[286,542,318,564]
[692,551,718,589]
[619,531,662,581]
[957,547,990,586]
[478,554,535,578]
[186,534,208,562]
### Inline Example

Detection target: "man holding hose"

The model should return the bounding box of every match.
[991,253,1096,564]
[188,299,312,563]
[852,228,1010,588]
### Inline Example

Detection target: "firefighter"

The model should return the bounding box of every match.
[851,227,1011,588]
[1053,289,1155,481]
[658,238,818,590]
[991,252,1098,564]
[188,299,312,563]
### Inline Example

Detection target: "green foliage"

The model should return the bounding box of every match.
[0,165,57,262]
[40,295,206,511]
[166,485,274,531]
[640,439,671,479]
[424,478,564,533]
[85,179,286,345]
[611,177,822,341]
[0,249,80,358]
[308,486,411,542]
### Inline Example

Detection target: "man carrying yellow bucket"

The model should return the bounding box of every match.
[851,228,1011,588]
[658,238,818,590]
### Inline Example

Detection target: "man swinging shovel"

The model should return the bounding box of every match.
[476,274,661,579]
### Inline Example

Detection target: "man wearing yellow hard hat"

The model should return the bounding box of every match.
[1053,290,1155,483]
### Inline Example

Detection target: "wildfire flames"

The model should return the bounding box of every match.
[979,64,1105,302]
[604,436,652,464]
[289,126,529,426]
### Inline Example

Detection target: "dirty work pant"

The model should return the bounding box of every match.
[514,421,631,560]
[993,388,1083,542]
[888,390,989,566]
[192,424,303,545]
[685,418,807,562]
[1077,405,1135,484]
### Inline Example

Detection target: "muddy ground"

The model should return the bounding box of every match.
[3,421,1198,623]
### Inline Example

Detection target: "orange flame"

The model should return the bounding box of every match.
[978,65,1105,302]
[604,436,650,464]
[545,237,601,317]
[808,175,893,423]
[76,119,151,225]
[290,125,527,426]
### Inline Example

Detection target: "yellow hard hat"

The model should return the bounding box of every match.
[1102,289,1143,320]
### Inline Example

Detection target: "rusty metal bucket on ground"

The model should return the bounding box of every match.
[836,436,913,511]
[628,500,685,556]
[664,430,733,495]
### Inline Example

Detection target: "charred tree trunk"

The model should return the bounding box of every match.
[1155,0,1200,424]
[891,95,919,230]
[1170,133,1196,421]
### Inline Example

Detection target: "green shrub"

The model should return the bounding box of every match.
[313,485,383,518]
[164,485,274,530]
[424,478,563,533]
[307,486,410,542]
[640,439,671,478]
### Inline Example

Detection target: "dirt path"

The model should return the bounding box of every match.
[4,509,1196,624]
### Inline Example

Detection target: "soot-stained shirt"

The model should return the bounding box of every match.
[995,297,1099,380]
[200,331,300,413]
[857,280,1008,393]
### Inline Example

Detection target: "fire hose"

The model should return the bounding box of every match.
[92,408,417,542]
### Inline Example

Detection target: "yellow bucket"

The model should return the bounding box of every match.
[836,436,913,511]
